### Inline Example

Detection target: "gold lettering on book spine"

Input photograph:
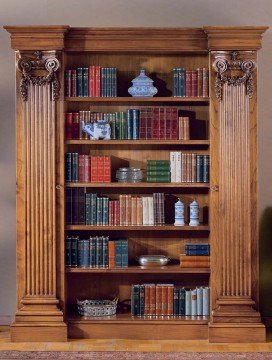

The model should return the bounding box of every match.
[17,51,60,101]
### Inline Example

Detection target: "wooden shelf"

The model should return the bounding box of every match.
[65,96,210,103]
[65,182,210,188]
[66,139,210,146]
[66,225,210,231]
[66,265,210,274]
[67,313,209,324]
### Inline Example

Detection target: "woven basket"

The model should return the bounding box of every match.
[77,298,118,317]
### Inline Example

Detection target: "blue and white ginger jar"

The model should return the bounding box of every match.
[128,69,158,97]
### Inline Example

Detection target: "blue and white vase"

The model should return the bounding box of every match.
[128,69,158,97]
[174,199,185,226]
[189,200,200,226]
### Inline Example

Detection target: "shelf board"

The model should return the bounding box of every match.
[67,313,209,324]
[66,264,210,274]
[65,182,210,188]
[66,139,210,146]
[65,96,209,103]
[66,225,209,231]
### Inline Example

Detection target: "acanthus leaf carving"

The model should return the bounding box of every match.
[212,51,256,101]
[17,51,60,101]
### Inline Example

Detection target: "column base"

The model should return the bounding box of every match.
[209,323,266,343]
[11,322,67,342]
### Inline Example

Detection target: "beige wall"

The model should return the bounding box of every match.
[1,0,272,320]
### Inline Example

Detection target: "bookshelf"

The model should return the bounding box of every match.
[5,25,267,343]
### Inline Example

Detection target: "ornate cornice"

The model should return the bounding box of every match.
[17,51,60,101]
[212,51,256,101]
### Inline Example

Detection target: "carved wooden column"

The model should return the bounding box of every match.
[5,27,69,342]
[204,27,268,342]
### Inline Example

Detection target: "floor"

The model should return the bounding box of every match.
[1,327,272,352]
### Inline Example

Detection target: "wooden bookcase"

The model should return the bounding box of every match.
[5,26,268,343]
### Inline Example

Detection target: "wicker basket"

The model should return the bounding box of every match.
[77,298,118,317]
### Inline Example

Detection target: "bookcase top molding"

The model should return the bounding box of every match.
[4,26,268,52]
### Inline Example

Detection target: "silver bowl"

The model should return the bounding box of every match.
[137,255,170,267]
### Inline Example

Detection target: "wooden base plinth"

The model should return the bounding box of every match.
[68,322,208,340]
[209,323,266,343]
[11,322,67,342]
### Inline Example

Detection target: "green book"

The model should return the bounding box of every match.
[121,111,127,140]
[115,112,121,139]
[131,285,140,316]
[115,240,122,268]
[71,153,78,182]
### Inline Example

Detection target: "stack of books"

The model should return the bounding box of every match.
[146,160,171,183]
[170,152,209,183]
[180,243,210,268]
[65,66,117,97]
[172,68,209,97]
[131,284,210,316]
[65,236,128,268]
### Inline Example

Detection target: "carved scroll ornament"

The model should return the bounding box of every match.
[17,51,60,101]
[212,51,256,101]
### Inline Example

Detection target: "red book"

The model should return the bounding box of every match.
[72,113,80,139]
[159,107,165,139]
[95,66,101,97]
[161,285,168,316]
[97,156,104,182]
[152,107,159,139]
[103,156,111,182]
[84,155,91,182]
[155,285,162,316]
[185,70,192,97]
[88,66,95,97]
[170,108,178,140]
[146,107,153,139]
[139,108,147,139]
[114,200,120,225]
[65,112,73,139]
[119,195,126,226]
[167,286,174,316]
[71,70,77,97]
[90,156,98,182]
[165,107,171,140]
[197,68,203,97]
[191,70,198,97]
[150,285,156,316]
[78,155,85,182]
[144,285,151,316]
[108,241,115,268]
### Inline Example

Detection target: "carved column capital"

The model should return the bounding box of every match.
[212,51,256,101]
[17,51,60,101]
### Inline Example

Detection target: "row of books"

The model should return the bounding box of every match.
[65,67,117,97]
[65,154,128,183]
[65,236,128,268]
[146,160,170,183]
[65,190,165,226]
[172,68,209,97]
[170,153,209,183]
[131,284,210,316]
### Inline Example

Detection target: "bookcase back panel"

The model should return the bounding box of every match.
[65,53,208,97]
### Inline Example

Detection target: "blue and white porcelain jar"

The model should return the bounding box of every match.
[174,199,185,226]
[189,200,200,226]
[128,69,158,97]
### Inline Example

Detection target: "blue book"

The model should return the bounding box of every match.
[185,243,210,250]
[173,68,178,96]
[173,287,179,315]
[101,68,106,97]
[77,67,83,97]
[179,287,186,316]
[71,237,78,267]
[178,68,186,97]
[131,285,140,316]
[127,109,133,140]
[102,197,109,225]
[96,197,103,225]
[186,249,210,256]
[115,240,122,268]
[78,239,87,268]
[90,193,97,225]
[83,67,89,97]
[65,237,71,267]
[89,237,96,268]
[112,67,117,97]
[102,236,109,268]
[121,239,128,267]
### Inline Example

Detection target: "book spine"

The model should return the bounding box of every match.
[132,109,140,140]
[173,287,179,316]
[131,285,140,316]
[121,111,127,140]
[102,236,109,268]
[202,68,209,97]
[167,286,174,316]
[197,287,203,316]
[202,287,210,316]
[171,107,178,140]
[165,107,171,140]
[191,288,197,316]
[139,108,147,140]
[71,70,77,97]
[106,67,110,97]
[131,197,137,226]
[144,285,150,316]
[176,151,181,183]
[115,112,121,139]
[185,70,192,97]
[71,153,78,182]
[101,68,106,97]
[97,156,104,183]
[83,67,89,97]
[85,193,91,225]
[103,155,111,183]
[203,155,210,183]
[192,153,197,183]
[88,66,95,97]
[108,241,115,268]
[78,188,86,224]
[136,197,143,225]
[127,109,133,140]
[180,261,210,267]
[71,188,78,224]
[173,68,178,97]
[146,107,152,139]
[96,66,101,97]
[159,107,165,139]
[185,244,210,250]
[146,175,170,182]
[96,197,103,225]
[78,155,85,183]
[152,107,159,139]
[150,285,156,316]
[161,285,168,316]
[114,200,120,225]
[196,155,204,182]
[89,237,95,268]
[65,237,71,267]
[186,249,210,256]
[97,237,103,268]
[102,197,109,225]
[155,285,162,316]
[115,240,122,268]
[179,288,186,316]
[170,151,176,183]
[112,67,117,97]
[71,237,78,267]
[185,289,191,316]
[77,68,83,97]
[91,193,97,225]
[91,156,98,182]
[65,70,72,97]
[65,113,73,140]
[197,68,203,97]
[65,188,72,224]
[77,239,85,268]
[191,70,198,97]
[180,68,186,97]
[139,285,145,316]
[72,112,80,139]
[65,153,72,182]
